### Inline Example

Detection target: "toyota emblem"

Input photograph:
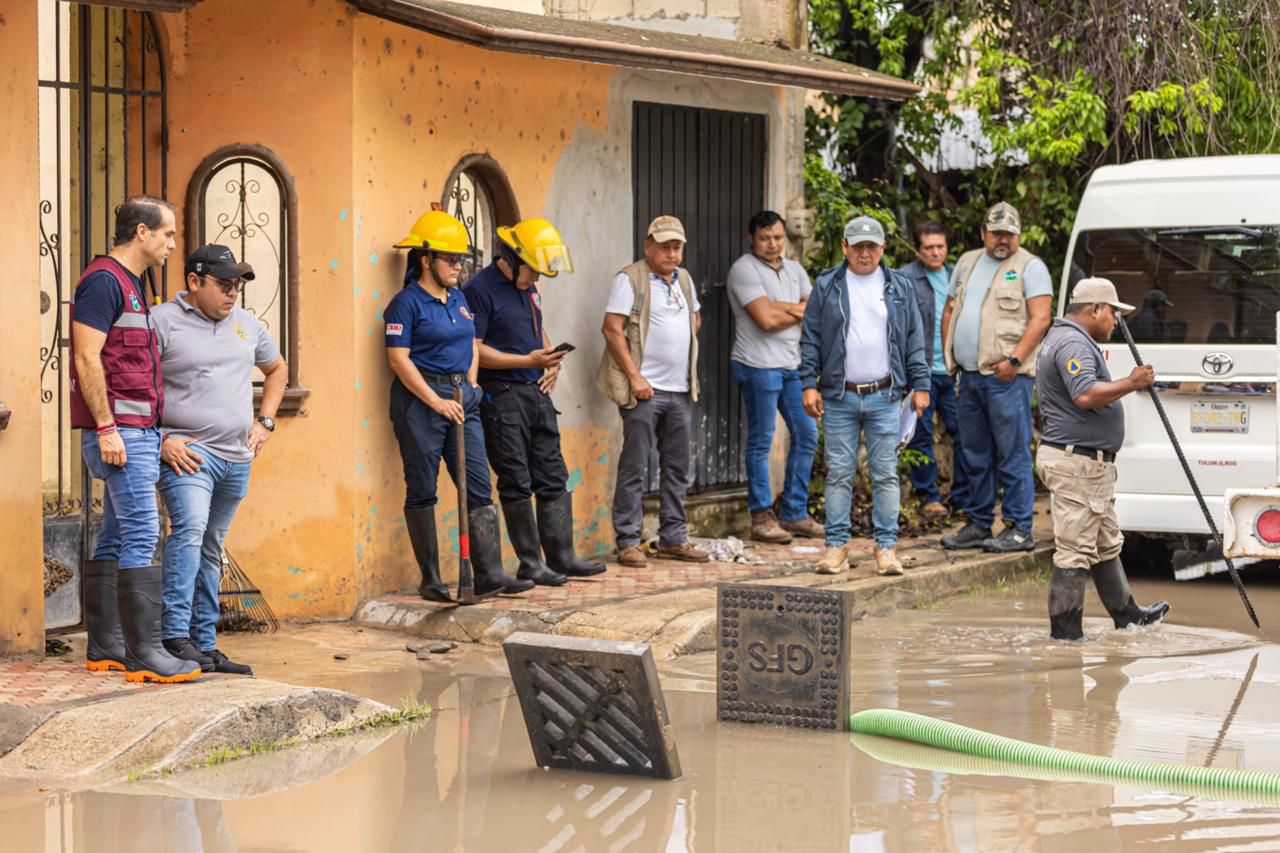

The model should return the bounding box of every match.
[1202,352,1233,375]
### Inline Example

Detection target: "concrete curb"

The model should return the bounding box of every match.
[0,677,393,790]
[355,544,1053,659]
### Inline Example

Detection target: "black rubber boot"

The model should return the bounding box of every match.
[469,505,535,596]
[537,493,606,577]
[406,506,452,602]
[83,559,127,672]
[1048,567,1088,641]
[117,566,202,683]
[1091,556,1170,629]
[502,499,566,586]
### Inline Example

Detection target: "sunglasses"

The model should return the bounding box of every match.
[203,275,245,295]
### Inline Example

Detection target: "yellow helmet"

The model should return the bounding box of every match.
[395,210,472,255]
[496,218,573,277]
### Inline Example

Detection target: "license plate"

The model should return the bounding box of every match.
[1190,401,1249,434]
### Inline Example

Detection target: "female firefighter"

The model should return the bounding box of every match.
[385,211,533,601]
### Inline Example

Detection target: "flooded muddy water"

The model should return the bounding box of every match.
[7,570,1280,851]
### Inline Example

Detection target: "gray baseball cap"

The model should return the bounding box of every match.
[843,216,885,246]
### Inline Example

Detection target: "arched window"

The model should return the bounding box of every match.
[186,144,307,413]
[441,155,519,284]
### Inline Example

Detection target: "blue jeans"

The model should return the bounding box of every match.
[731,361,819,519]
[81,427,161,569]
[907,373,971,507]
[956,371,1035,531]
[159,446,252,649]
[821,389,900,549]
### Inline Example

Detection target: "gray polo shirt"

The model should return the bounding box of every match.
[1036,318,1124,453]
[152,293,280,462]
[727,252,812,369]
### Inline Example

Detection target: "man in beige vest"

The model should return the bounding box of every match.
[598,215,710,567]
[939,202,1053,553]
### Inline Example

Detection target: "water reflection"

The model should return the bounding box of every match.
[9,585,1280,851]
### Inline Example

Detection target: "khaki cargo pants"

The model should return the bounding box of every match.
[1035,443,1124,570]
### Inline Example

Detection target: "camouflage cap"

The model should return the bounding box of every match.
[983,201,1021,235]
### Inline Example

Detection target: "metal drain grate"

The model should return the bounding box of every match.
[503,632,682,779]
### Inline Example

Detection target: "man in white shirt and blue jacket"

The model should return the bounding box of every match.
[800,216,931,577]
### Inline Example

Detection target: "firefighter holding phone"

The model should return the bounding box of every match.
[463,218,607,586]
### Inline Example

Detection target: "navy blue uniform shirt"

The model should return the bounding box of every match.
[74,267,142,332]
[463,263,544,384]
[384,282,475,375]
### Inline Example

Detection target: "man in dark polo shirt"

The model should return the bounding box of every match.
[1036,277,1169,641]
[151,244,287,674]
[465,217,606,585]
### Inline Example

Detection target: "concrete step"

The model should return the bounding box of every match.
[0,676,392,790]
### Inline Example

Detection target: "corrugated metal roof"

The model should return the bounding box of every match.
[349,0,921,99]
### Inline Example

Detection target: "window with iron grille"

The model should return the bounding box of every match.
[187,144,307,411]
[442,155,521,283]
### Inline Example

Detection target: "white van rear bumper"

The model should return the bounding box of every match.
[1115,492,1219,536]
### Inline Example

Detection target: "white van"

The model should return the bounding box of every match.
[1060,155,1280,570]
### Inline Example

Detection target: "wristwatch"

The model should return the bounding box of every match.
[256,415,276,432]
[1007,355,1022,368]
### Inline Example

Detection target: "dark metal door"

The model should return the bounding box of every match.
[632,102,766,492]
[38,2,168,626]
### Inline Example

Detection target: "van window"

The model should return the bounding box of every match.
[1069,227,1280,344]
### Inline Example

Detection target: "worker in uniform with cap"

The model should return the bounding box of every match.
[385,211,532,601]
[940,201,1053,554]
[465,218,606,586]
[1036,277,1170,640]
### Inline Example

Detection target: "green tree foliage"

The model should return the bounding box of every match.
[806,0,1280,273]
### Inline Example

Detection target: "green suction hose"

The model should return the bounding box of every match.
[850,708,1280,796]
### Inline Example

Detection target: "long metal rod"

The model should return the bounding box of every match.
[453,385,477,605]
[1116,315,1260,628]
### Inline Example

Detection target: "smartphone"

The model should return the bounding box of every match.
[551,342,576,354]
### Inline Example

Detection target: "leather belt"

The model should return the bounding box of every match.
[1040,441,1116,463]
[844,376,891,395]
[419,370,468,386]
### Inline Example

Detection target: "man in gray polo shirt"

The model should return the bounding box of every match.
[152,244,287,675]
[727,210,821,544]
[1036,277,1168,640]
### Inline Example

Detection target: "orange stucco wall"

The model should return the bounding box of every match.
[0,2,48,654]
[157,1,620,617]
[159,0,361,620]
[4,0,795,638]
[350,19,615,594]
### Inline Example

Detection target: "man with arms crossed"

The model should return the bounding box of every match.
[726,210,822,543]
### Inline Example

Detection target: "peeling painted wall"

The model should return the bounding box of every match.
[0,1,47,654]
[159,0,362,620]
[5,0,807,633]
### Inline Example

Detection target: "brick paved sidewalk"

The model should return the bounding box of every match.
[0,655,143,710]
[381,537,824,613]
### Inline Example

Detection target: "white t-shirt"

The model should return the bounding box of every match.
[844,267,890,384]
[605,270,702,393]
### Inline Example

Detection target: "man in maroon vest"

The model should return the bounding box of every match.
[69,195,200,684]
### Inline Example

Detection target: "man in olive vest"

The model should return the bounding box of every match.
[598,215,710,568]
[939,202,1053,553]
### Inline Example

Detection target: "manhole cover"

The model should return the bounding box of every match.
[717,583,854,731]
